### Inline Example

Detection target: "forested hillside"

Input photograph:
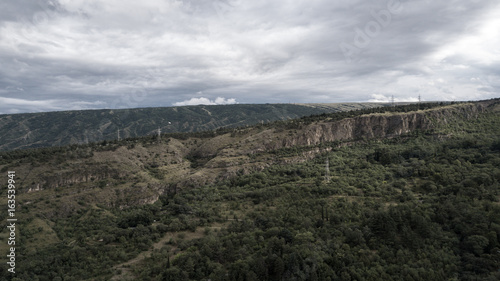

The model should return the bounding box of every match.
[0,103,382,151]
[0,100,499,280]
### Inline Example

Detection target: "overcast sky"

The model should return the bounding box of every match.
[0,0,499,114]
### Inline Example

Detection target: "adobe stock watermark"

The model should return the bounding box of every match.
[7,171,17,274]
[339,0,403,63]
[91,88,149,143]
[90,66,164,144]
[17,0,59,40]
[212,0,241,19]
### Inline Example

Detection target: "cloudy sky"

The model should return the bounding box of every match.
[0,0,499,114]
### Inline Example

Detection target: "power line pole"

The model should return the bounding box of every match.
[117,129,120,141]
[157,127,161,143]
[391,95,395,107]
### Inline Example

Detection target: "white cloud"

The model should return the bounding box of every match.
[368,94,418,103]
[0,97,108,114]
[368,94,390,103]
[173,97,238,106]
[0,97,61,113]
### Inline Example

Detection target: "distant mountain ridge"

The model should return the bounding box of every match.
[0,103,385,151]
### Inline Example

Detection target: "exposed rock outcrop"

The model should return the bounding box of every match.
[268,103,488,151]
[28,165,125,191]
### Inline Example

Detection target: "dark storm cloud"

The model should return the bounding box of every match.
[0,0,498,113]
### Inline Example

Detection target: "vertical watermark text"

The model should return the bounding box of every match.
[7,171,17,274]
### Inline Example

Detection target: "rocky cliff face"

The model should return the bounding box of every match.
[269,102,488,150]
[27,165,125,192]
[168,102,494,187]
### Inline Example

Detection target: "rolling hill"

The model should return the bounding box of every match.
[0,103,385,151]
